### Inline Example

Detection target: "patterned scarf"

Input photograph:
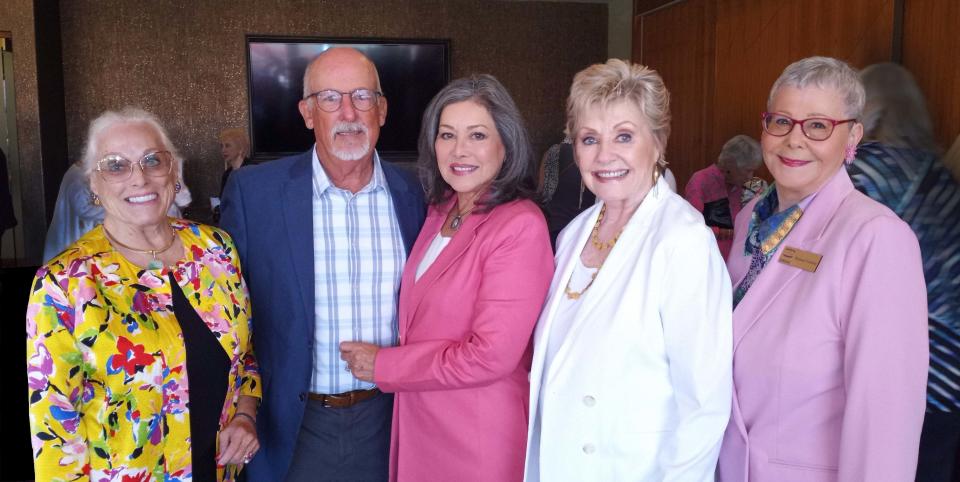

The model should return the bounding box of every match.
[732,184,803,307]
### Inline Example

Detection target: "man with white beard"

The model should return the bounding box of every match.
[221,47,426,482]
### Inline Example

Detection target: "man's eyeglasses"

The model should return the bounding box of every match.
[761,112,856,141]
[96,150,174,182]
[304,88,383,113]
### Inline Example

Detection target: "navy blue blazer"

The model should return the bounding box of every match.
[220,149,425,482]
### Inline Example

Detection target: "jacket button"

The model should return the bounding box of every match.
[299,392,306,402]
[582,443,596,454]
[582,395,596,407]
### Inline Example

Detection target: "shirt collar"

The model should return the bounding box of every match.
[310,145,386,195]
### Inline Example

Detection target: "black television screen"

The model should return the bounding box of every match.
[246,36,450,162]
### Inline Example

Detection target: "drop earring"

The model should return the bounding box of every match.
[844,145,857,165]
[174,181,182,193]
[91,193,101,206]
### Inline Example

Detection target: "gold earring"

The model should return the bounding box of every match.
[91,193,101,206]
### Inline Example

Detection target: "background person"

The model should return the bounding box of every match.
[684,134,765,258]
[717,57,928,482]
[213,128,251,222]
[42,159,105,261]
[27,107,260,482]
[848,62,960,482]
[340,74,553,482]
[525,59,732,481]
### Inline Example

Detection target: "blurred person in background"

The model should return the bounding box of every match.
[684,135,766,258]
[214,128,251,222]
[944,133,960,183]
[848,61,960,482]
[43,159,104,262]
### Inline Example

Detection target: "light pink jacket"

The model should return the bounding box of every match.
[375,197,554,482]
[717,168,928,482]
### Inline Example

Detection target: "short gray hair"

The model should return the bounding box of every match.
[82,107,184,183]
[716,135,762,171]
[860,62,939,152]
[768,56,865,120]
[417,74,537,209]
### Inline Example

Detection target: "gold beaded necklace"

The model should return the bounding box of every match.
[565,206,622,300]
[590,204,622,250]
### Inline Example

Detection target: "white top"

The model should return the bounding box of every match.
[544,256,594,366]
[415,232,452,281]
[663,167,678,193]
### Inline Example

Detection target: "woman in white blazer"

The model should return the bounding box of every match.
[524,59,733,481]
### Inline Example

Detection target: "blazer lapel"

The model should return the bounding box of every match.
[397,202,447,336]
[405,198,493,324]
[281,153,316,332]
[529,203,600,384]
[382,161,425,255]
[545,178,667,384]
[732,168,856,352]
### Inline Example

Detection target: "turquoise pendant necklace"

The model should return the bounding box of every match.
[103,225,177,270]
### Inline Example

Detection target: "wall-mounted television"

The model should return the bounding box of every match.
[246,36,451,162]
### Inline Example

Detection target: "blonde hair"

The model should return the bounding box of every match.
[219,128,250,168]
[565,59,671,169]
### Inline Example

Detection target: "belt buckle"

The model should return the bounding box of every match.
[321,393,345,408]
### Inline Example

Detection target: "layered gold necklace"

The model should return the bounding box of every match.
[564,205,622,300]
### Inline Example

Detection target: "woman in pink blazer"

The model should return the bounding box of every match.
[716,57,929,482]
[340,74,554,482]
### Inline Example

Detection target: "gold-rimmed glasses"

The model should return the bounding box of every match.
[96,150,174,182]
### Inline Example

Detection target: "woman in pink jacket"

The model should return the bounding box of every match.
[340,74,554,481]
[717,56,929,481]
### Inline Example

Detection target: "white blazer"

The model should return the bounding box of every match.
[525,177,733,481]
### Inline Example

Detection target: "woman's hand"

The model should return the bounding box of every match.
[339,342,380,382]
[217,395,260,466]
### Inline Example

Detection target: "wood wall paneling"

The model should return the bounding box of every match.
[902,0,960,147]
[636,0,713,189]
[635,0,895,190]
[711,0,894,157]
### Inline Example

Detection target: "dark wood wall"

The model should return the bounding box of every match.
[633,0,956,191]
[902,0,960,147]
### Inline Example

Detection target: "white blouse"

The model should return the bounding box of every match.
[415,233,452,281]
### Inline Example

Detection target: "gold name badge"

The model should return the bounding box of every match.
[778,246,823,272]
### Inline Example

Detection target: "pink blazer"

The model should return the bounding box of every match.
[716,168,928,482]
[375,197,554,482]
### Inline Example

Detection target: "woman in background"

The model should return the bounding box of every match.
[684,134,765,258]
[219,128,251,195]
[849,62,960,482]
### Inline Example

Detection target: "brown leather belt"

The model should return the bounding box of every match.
[308,388,380,408]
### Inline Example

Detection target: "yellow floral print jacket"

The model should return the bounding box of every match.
[26,220,261,482]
